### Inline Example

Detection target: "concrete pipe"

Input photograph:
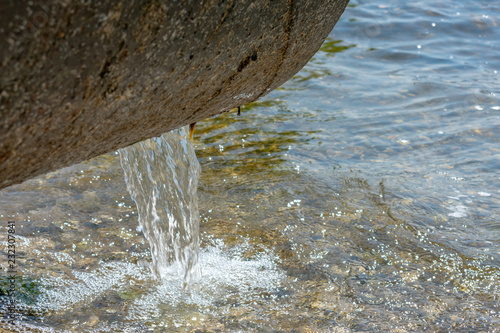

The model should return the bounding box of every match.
[0,0,349,189]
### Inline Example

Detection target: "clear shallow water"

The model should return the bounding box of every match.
[1,0,499,332]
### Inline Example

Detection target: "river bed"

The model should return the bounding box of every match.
[1,0,499,332]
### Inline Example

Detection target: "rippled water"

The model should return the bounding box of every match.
[1,0,499,332]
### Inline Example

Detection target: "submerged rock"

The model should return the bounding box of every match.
[0,0,349,189]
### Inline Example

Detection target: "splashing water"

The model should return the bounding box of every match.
[119,127,201,287]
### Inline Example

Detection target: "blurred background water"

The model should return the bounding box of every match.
[1,0,499,332]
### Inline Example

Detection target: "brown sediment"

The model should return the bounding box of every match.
[0,0,349,189]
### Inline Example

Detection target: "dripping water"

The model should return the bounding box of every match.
[119,127,201,287]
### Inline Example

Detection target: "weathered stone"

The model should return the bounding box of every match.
[0,0,349,189]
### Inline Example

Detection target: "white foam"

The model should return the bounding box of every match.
[127,243,285,321]
[22,242,283,324]
[33,262,149,312]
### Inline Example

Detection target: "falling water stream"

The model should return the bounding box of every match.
[118,127,201,287]
[1,1,499,331]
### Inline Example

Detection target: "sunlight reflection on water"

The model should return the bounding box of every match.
[1,0,499,331]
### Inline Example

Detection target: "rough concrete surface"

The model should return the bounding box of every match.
[0,0,349,189]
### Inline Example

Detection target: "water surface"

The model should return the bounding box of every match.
[1,0,499,331]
